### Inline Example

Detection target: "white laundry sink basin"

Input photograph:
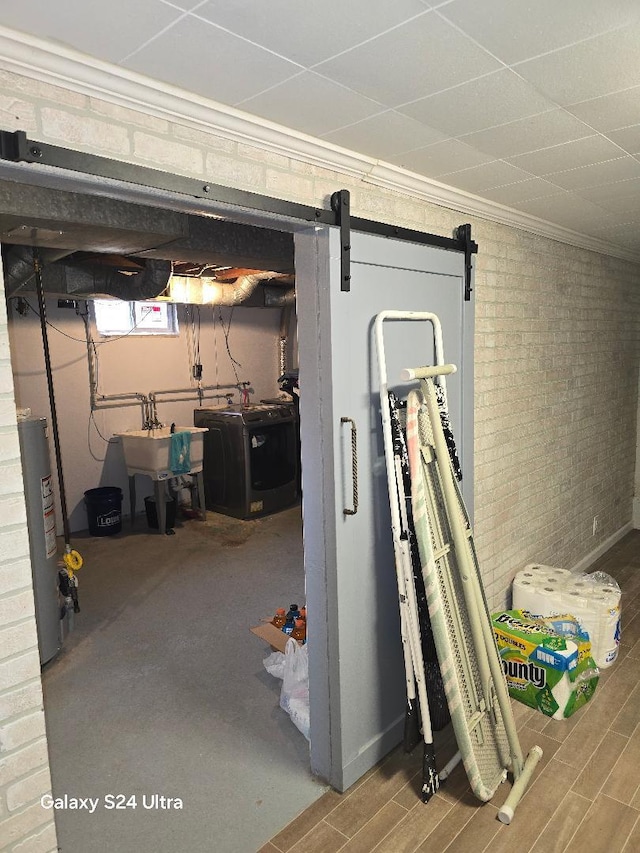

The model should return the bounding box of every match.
[116,426,207,480]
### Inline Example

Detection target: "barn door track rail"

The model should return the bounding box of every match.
[0,129,477,299]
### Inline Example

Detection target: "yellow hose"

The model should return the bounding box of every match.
[63,548,83,578]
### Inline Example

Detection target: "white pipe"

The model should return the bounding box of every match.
[149,384,241,397]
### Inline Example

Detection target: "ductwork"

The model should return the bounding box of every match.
[2,246,75,295]
[263,285,296,307]
[166,271,282,306]
[67,259,172,301]
[279,303,293,376]
[3,245,171,299]
[3,243,291,306]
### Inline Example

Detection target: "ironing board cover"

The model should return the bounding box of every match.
[406,382,510,801]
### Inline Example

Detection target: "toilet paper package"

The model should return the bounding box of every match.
[492,609,599,720]
[512,565,621,668]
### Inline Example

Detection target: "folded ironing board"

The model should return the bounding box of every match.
[405,370,542,822]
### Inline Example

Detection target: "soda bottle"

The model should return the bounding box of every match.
[292,618,306,643]
[286,603,300,621]
[272,608,286,629]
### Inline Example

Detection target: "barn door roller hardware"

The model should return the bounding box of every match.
[456,223,475,301]
[0,130,477,298]
[331,190,351,292]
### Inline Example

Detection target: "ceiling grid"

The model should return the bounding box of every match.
[0,0,639,257]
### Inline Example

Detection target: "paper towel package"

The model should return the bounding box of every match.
[512,565,621,668]
[492,610,599,720]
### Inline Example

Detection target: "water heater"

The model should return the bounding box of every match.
[17,417,61,665]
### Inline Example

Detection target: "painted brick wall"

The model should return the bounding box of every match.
[0,256,57,851]
[0,67,639,850]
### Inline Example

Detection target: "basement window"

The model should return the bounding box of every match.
[93,300,179,337]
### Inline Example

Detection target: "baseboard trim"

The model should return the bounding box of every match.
[336,714,405,793]
[570,522,634,575]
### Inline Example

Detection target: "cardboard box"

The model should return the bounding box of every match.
[250,621,291,653]
[492,609,599,719]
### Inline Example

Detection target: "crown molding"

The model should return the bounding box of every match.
[366,163,640,264]
[0,26,638,265]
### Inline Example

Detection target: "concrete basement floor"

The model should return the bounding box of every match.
[42,505,327,853]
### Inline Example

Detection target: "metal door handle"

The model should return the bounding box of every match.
[341,417,358,516]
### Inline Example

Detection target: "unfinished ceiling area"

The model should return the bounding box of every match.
[1,1,640,256]
[0,180,294,302]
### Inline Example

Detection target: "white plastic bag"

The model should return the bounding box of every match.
[279,638,309,741]
[263,650,286,680]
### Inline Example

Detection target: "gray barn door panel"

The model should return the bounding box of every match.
[295,226,474,792]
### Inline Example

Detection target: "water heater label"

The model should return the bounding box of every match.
[41,475,56,558]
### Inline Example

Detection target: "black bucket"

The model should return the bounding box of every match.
[144,495,177,530]
[84,487,123,536]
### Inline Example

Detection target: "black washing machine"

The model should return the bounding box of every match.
[194,403,298,519]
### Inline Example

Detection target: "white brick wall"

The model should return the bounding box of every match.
[0,66,638,850]
[0,250,56,850]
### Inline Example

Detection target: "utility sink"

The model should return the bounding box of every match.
[116,426,207,480]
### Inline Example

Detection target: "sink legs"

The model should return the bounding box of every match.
[194,471,206,522]
[128,476,136,525]
[154,480,167,535]
[128,472,205,533]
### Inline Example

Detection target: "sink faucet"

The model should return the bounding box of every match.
[144,395,164,430]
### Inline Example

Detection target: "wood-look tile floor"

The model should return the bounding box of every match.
[261,531,640,853]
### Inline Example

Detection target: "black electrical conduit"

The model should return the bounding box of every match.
[32,248,72,548]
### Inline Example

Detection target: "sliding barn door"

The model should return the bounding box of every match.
[295,226,474,791]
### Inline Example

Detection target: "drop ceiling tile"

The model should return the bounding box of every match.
[161,0,204,9]
[515,24,640,106]
[516,194,615,231]
[607,126,640,154]
[238,73,384,137]
[585,195,640,217]
[392,139,494,176]
[591,222,640,242]
[0,0,182,63]
[314,13,500,108]
[574,178,640,205]
[437,160,534,193]
[458,110,593,159]
[399,70,552,136]
[565,87,640,132]
[602,233,640,250]
[506,136,628,176]
[321,112,445,160]
[481,178,561,206]
[544,156,640,190]
[123,17,301,104]
[439,0,639,65]
[194,0,428,66]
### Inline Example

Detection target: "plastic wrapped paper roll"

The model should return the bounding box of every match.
[512,567,621,668]
[522,564,560,581]
[545,567,572,579]
[561,590,591,612]
[512,576,564,618]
